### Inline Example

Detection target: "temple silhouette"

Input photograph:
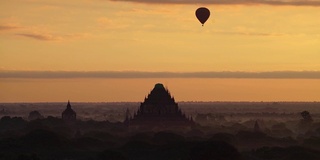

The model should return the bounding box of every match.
[62,101,76,122]
[126,83,194,130]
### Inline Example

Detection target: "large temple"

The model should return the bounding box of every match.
[126,83,194,130]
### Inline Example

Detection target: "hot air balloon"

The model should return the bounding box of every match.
[195,7,210,26]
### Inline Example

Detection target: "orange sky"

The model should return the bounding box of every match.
[1,78,320,102]
[1,0,320,102]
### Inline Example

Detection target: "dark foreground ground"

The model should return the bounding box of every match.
[0,116,320,160]
[1,102,320,159]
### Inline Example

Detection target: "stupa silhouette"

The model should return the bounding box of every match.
[126,83,194,130]
[62,101,76,122]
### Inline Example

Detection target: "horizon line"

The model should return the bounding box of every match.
[1,70,320,79]
[1,101,319,103]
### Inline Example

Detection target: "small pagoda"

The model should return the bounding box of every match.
[127,83,194,130]
[62,101,76,122]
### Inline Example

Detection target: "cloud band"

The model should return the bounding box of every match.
[109,0,320,6]
[1,70,320,79]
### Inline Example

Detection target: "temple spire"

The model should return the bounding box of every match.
[62,100,76,122]
[67,100,71,109]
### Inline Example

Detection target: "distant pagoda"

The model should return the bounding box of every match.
[126,83,194,130]
[62,101,76,122]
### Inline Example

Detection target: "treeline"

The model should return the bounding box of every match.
[1,116,320,160]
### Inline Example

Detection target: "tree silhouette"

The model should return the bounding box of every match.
[301,111,313,123]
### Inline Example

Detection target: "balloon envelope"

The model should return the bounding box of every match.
[195,7,210,26]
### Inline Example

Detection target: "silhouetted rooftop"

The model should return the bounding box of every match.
[62,101,76,121]
[144,83,174,104]
[128,83,194,129]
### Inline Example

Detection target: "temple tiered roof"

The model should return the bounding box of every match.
[126,83,194,130]
[62,101,76,122]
